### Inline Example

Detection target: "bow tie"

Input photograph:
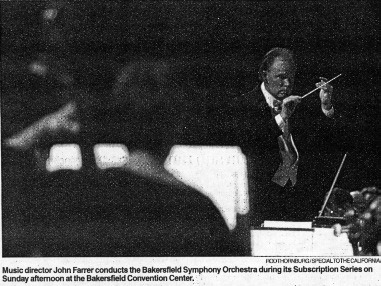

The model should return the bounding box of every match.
[273,100,282,114]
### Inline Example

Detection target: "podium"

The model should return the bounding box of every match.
[251,221,353,256]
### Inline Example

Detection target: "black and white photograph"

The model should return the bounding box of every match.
[1,0,380,285]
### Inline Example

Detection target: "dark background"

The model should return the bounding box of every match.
[1,1,380,189]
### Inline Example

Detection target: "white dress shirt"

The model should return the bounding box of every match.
[260,83,334,187]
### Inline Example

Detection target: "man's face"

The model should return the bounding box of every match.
[263,57,295,100]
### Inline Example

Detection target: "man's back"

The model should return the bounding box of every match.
[3,168,233,256]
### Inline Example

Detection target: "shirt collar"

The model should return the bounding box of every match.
[261,82,278,109]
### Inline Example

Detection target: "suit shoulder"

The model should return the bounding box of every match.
[232,86,264,108]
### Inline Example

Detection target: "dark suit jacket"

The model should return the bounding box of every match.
[184,84,349,222]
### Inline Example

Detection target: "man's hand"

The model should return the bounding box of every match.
[45,102,79,133]
[279,95,301,121]
[5,102,79,150]
[316,77,333,111]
